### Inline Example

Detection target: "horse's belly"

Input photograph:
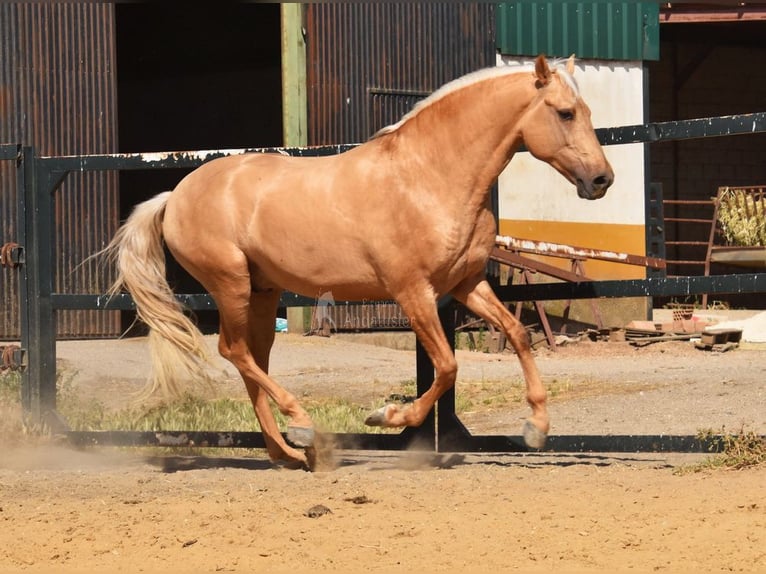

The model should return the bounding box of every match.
[249,250,392,302]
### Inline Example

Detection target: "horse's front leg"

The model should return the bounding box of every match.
[452,274,549,448]
[365,285,458,428]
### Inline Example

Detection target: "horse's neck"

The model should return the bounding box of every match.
[397,74,534,206]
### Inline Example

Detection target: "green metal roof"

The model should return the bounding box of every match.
[496,2,659,61]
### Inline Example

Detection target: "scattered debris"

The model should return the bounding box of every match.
[554,333,586,346]
[626,317,717,335]
[583,329,613,342]
[695,329,743,352]
[304,504,333,518]
[494,309,763,351]
[621,316,721,347]
[629,333,696,348]
[344,495,374,505]
[625,320,658,332]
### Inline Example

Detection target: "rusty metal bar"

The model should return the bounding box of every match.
[664,217,713,224]
[663,199,714,206]
[490,248,593,283]
[495,235,666,269]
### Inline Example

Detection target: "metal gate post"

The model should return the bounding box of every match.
[18,148,64,427]
[16,147,31,412]
[403,336,438,450]
[435,301,474,451]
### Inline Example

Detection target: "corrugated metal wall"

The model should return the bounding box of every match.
[313,302,412,333]
[496,2,660,61]
[0,3,119,340]
[306,3,496,145]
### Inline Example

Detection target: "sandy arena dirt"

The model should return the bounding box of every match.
[1,332,765,573]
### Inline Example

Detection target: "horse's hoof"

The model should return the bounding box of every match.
[364,405,390,427]
[523,420,548,450]
[287,426,315,448]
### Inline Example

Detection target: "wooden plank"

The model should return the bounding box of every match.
[710,246,766,268]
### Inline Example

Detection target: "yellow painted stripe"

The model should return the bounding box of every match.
[498,219,647,280]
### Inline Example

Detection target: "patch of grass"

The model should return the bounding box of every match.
[398,378,417,398]
[547,378,574,399]
[0,371,25,438]
[64,394,259,432]
[7,371,449,441]
[676,427,766,474]
[304,399,396,434]
[0,370,21,402]
[442,376,626,417]
[59,391,399,436]
[456,378,523,414]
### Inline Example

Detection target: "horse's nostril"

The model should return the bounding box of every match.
[593,175,610,187]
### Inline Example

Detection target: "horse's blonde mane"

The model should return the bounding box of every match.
[370,59,579,140]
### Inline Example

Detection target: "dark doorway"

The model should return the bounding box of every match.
[647,20,766,309]
[115,3,282,332]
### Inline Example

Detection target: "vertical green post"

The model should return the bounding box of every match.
[281,3,307,148]
[281,4,311,333]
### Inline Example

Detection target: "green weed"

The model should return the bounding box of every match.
[676,427,766,474]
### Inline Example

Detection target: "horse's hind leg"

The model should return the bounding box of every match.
[452,275,549,449]
[240,289,308,465]
[192,252,314,465]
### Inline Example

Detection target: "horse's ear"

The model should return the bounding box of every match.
[566,54,576,75]
[535,54,551,87]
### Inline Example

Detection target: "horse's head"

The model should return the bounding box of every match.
[519,55,614,200]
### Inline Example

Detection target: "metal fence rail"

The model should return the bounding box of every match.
[3,111,766,453]
[66,429,727,455]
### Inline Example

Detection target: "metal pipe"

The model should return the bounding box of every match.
[495,235,666,269]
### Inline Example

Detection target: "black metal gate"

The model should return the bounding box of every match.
[2,112,766,454]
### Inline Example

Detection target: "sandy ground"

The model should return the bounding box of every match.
[1,331,765,573]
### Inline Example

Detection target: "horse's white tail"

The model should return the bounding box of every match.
[104,191,211,400]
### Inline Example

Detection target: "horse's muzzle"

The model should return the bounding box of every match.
[576,172,613,200]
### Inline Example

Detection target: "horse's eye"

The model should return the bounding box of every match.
[557,109,574,121]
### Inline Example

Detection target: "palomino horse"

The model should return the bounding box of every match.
[106,55,613,467]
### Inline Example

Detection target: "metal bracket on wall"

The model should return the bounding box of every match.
[0,345,25,372]
[0,243,23,268]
